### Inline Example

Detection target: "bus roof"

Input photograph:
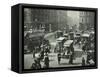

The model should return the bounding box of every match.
[57,37,65,41]
[64,40,73,47]
[81,33,90,37]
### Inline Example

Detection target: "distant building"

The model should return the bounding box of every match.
[24,8,68,32]
[72,24,77,32]
[57,10,68,31]
[79,11,94,31]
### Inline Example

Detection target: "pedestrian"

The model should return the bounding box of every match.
[45,46,49,54]
[36,58,41,69]
[67,47,70,54]
[86,52,91,65]
[40,48,44,60]
[70,44,74,58]
[57,52,61,64]
[70,44,74,53]
[31,58,38,69]
[69,45,74,64]
[31,58,41,69]
[82,44,86,53]
[33,48,35,58]
[31,62,37,69]
[82,57,85,66]
[69,52,73,64]
[44,54,49,68]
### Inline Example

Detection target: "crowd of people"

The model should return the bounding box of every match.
[24,29,95,69]
[55,30,95,66]
[57,42,75,65]
[31,43,50,69]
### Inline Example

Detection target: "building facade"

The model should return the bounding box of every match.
[24,8,68,33]
[79,11,94,31]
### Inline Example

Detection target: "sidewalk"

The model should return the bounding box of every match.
[24,52,85,69]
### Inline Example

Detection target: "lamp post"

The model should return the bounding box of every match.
[49,24,52,32]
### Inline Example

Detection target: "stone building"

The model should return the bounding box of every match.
[79,11,95,31]
[24,8,68,33]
